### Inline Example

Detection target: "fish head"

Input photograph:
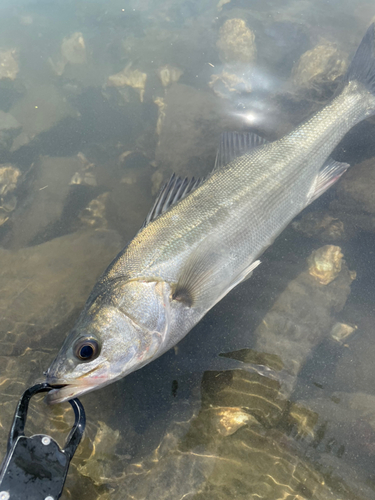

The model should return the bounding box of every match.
[45,279,171,403]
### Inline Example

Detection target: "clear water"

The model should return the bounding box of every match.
[0,0,375,499]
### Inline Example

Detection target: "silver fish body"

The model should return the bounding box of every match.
[46,25,375,403]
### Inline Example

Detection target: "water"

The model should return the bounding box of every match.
[0,0,375,498]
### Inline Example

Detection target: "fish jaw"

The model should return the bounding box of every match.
[45,375,112,404]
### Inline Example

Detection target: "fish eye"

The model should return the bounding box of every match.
[74,338,100,362]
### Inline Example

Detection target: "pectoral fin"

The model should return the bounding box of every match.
[173,239,261,309]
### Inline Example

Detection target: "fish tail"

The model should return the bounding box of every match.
[347,23,375,96]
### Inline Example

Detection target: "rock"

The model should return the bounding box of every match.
[299,157,375,237]
[153,96,166,136]
[292,156,375,239]
[0,49,19,80]
[330,322,357,343]
[0,229,122,357]
[216,19,256,64]
[296,392,375,464]
[334,157,375,214]
[0,110,21,154]
[157,64,183,87]
[253,246,355,389]
[292,211,346,241]
[9,84,78,145]
[61,32,86,65]
[209,70,252,99]
[77,421,121,486]
[0,164,21,197]
[155,83,235,177]
[70,152,97,187]
[0,110,21,131]
[7,156,91,248]
[334,327,375,394]
[0,164,21,226]
[49,32,87,76]
[80,193,109,229]
[292,41,348,99]
[107,66,147,102]
[327,157,375,235]
[217,0,231,11]
[307,245,344,285]
[260,21,310,78]
[111,367,368,500]
[105,164,156,237]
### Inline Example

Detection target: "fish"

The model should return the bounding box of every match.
[45,24,375,403]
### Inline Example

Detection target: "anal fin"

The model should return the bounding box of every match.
[307,158,349,205]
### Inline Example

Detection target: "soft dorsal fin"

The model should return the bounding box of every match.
[214,131,269,170]
[142,131,268,227]
[142,173,204,227]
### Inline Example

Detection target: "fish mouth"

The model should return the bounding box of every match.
[45,381,100,404]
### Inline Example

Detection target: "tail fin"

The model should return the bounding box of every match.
[347,23,375,95]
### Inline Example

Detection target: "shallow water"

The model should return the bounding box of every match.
[0,0,375,499]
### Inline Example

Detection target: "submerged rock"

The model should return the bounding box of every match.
[209,70,252,99]
[328,156,375,235]
[0,229,122,356]
[111,366,370,500]
[293,157,375,239]
[7,156,85,248]
[0,110,22,154]
[61,32,86,65]
[77,421,121,486]
[292,42,348,99]
[217,19,256,64]
[80,193,109,229]
[253,245,354,393]
[9,84,78,147]
[334,157,375,213]
[307,245,344,285]
[335,327,375,395]
[157,64,183,87]
[0,49,19,80]
[296,392,375,466]
[155,83,235,177]
[330,322,357,343]
[107,66,147,102]
[50,32,87,76]
[260,21,310,78]
[0,164,22,226]
[0,164,21,197]
[292,212,346,241]
[70,152,97,187]
[153,96,166,136]
[0,110,21,133]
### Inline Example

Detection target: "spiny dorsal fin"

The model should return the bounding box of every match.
[214,131,269,170]
[142,173,204,228]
